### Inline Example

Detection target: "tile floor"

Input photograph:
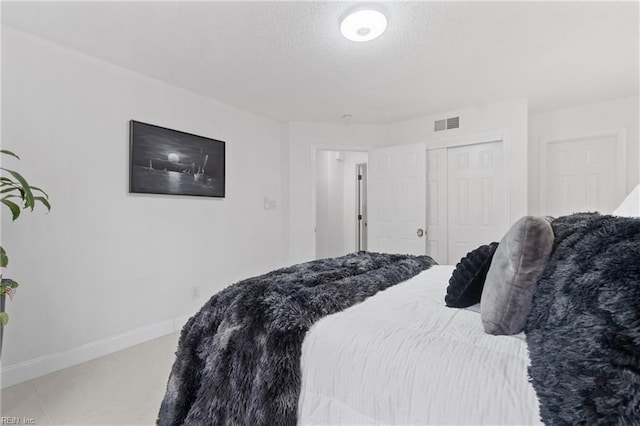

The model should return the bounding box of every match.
[0,332,180,425]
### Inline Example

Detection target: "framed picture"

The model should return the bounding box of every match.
[129,120,225,198]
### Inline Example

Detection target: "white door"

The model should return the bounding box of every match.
[541,133,626,217]
[426,148,448,264]
[427,141,506,265]
[447,142,506,264]
[368,143,427,255]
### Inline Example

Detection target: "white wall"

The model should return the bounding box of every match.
[386,98,529,225]
[528,96,640,215]
[284,122,386,264]
[0,27,284,385]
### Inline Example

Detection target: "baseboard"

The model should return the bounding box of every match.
[0,314,191,388]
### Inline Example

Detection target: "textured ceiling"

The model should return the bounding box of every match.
[2,1,639,124]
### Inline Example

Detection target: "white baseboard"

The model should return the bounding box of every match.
[0,314,191,388]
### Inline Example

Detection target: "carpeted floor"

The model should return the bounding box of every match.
[0,332,179,425]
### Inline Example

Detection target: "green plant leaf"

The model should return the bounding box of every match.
[1,278,18,286]
[34,196,52,211]
[0,168,34,210]
[2,194,23,200]
[30,185,50,199]
[0,181,22,192]
[0,246,7,268]
[1,279,19,288]
[0,186,21,194]
[0,150,20,160]
[0,312,8,327]
[1,198,21,220]
[4,189,27,202]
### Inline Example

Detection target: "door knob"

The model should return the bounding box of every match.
[417,228,425,237]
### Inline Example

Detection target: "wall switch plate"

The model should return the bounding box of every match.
[264,197,277,210]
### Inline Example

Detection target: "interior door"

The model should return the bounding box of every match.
[426,148,448,264]
[368,143,427,255]
[446,141,506,264]
[542,133,624,217]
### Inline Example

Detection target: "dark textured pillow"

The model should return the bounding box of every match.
[525,214,640,424]
[445,242,499,308]
[550,212,600,247]
[481,216,554,335]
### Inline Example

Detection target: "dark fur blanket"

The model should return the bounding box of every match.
[158,252,435,426]
[526,213,640,424]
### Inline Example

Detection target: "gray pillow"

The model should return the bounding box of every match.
[481,216,554,335]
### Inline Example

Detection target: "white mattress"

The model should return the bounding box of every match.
[298,265,542,425]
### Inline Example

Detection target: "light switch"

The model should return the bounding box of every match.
[264,197,277,210]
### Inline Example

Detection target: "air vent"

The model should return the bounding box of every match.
[434,116,460,132]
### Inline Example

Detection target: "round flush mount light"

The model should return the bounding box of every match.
[340,8,388,42]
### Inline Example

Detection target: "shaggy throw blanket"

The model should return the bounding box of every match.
[158,252,435,426]
[526,213,640,424]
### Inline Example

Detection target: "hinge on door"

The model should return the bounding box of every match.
[358,214,363,220]
[358,174,362,180]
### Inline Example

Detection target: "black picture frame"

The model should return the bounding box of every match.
[129,120,225,198]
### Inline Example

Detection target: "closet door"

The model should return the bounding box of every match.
[427,141,507,264]
[368,143,427,255]
[541,132,626,217]
[446,141,506,264]
[426,148,448,264]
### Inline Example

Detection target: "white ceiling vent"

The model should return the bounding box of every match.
[434,116,460,132]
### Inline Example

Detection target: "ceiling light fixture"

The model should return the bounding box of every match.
[340,7,388,42]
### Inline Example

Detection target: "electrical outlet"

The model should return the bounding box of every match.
[191,286,200,300]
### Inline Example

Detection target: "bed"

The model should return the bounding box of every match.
[298,265,540,425]
[158,185,640,425]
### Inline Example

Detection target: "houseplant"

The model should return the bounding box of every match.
[1,149,50,355]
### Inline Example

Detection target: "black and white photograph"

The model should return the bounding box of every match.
[129,120,225,197]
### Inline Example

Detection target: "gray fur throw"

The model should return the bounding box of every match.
[525,213,640,424]
[158,251,435,426]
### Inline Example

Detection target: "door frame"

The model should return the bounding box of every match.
[355,162,368,251]
[311,145,371,259]
[539,129,628,215]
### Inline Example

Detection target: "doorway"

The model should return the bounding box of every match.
[356,163,368,251]
[315,150,368,259]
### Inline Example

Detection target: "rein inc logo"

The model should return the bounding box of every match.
[1,418,36,425]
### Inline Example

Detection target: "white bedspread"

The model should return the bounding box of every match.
[298,265,542,425]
